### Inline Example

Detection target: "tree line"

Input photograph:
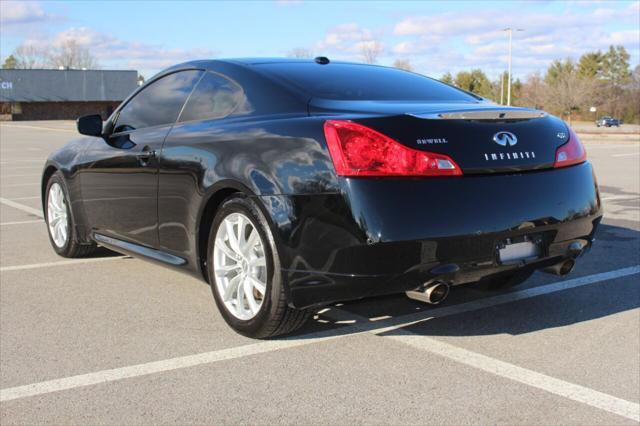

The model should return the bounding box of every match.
[5,40,637,124]
[3,40,98,71]
[437,46,638,124]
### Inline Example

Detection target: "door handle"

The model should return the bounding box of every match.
[136,146,156,165]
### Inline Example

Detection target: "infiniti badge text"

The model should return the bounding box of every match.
[484,151,536,161]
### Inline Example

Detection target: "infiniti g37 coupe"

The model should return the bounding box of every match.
[42,58,602,338]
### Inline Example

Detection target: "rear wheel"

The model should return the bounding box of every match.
[45,172,96,258]
[476,269,534,291]
[207,195,309,338]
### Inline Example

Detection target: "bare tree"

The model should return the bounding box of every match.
[393,59,413,71]
[287,48,313,58]
[519,73,547,109]
[48,39,99,70]
[13,43,48,69]
[543,60,595,123]
[360,38,382,64]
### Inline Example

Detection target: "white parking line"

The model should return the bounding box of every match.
[602,195,640,201]
[0,166,43,170]
[0,197,43,218]
[1,182,40,187]
[0,265,637,404]
[0,256,129,272]
[5,196,40,200]
[386,333,639,422]
[612,152,640,157]
[0,219,43,226]
[0,174,42,178]
[0,124,75,133]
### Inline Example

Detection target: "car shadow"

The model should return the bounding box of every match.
[294,222,639,339]
[83,246,124,258]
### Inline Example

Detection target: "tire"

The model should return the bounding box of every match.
[44,171,97,258]
[207,195,309,338]
[476,269,534,291]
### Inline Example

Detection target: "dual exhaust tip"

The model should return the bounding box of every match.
[406,282,450,305]
[407,256,578,305]
[542,258,576,276]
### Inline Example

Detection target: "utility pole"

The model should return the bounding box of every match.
[500,72,504,105]
[503,28,523,106]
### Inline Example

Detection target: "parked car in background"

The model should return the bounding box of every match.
[42,58,602,338]
[596,116,622,127]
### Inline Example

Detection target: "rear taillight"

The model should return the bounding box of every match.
[323,120,462,177]
[554,127,586,168]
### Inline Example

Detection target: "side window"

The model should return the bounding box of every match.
[114,70,203,133]
[178,72,242,122]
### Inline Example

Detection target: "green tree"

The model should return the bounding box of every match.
[601,45,631,84]
[545,59,576,86]
[440,72,453,84]
[454,69,493,98]
[2,55,17,69]
[577,51,604,79]
[601,45,631,117]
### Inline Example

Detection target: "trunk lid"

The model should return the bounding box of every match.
[310,100,570,174]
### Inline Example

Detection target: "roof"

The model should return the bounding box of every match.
[0,69,138,102]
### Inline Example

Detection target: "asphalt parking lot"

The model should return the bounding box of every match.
[1,121,639,425]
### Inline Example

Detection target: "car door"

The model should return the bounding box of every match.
[80,70,203,247]
[158,71,247,259]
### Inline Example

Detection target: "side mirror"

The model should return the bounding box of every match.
[77,114,103,136]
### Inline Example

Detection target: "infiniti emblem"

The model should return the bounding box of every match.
[493,131,518,147]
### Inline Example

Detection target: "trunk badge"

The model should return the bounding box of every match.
[493,131,518,147]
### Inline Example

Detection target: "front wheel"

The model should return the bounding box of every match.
[45,172,96,258]
[207,195,309,338]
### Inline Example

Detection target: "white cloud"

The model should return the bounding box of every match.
[315,23,386,60]
[275,0,303,5]
[387,3,640,78]
[21,27,217,75]
[0,1,48,25]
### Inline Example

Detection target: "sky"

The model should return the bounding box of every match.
[1,0,638,80]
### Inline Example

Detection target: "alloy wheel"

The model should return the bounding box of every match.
[47,183,69,248]
[213,212,268,320]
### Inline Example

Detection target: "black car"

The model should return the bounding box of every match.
[42,58,602,338]
[596,116,621,127]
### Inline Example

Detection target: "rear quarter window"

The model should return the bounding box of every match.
[178,72,245,122]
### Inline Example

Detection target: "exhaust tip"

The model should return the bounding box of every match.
[542,258,576,276]
[558,258,576,275]
[406,282,450,305]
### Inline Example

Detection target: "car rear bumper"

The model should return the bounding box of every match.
[259,162,602,309]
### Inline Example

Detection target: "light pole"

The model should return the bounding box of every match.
[503,28,524,106]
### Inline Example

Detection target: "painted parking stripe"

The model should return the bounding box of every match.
[0,174,42,178]
[5,196,40,201]
[1,182,40,187]
[0,124,75,133]
[0,219,43,226]
[385,333,639,422]
[0,265,637,403]
[0,256,129,272]
[0,326,354,403]
[612,152,640,157]
[601,195,640,201]
[0,197,43,218]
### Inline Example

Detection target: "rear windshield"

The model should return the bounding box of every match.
[256,62,479,102]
